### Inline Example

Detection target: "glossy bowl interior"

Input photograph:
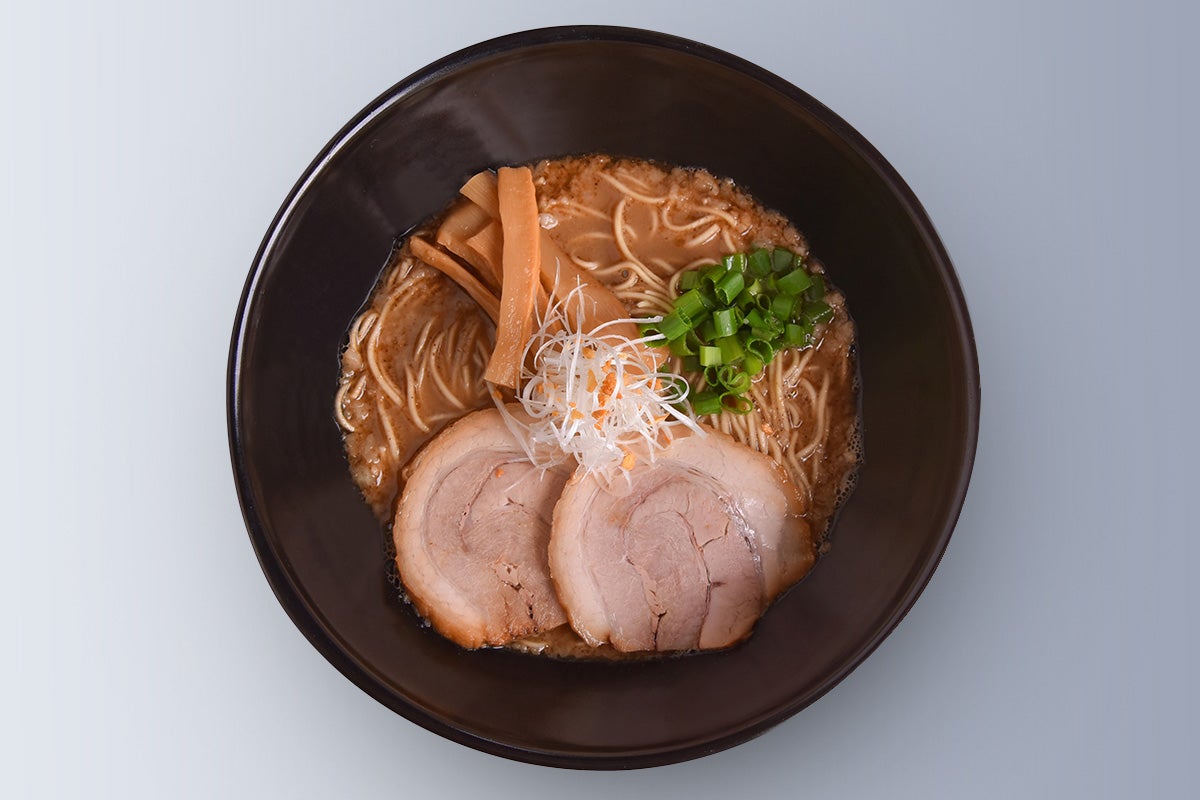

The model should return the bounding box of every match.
[228,26,979,769]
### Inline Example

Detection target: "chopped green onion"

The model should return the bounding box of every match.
[749,327,777,342]
[675,289,709,323]
[702,263,726,284]
[668,336,695,357]
[748,248,773,277]
[744,308,775,332]
[716,335,744,364]
[658,312,691,341]
[720,392,754,414]
[746,338,775,364]
[794,318,815,341]
[782,323,806,347]
[638,322,663,341]
[803,300,834,325]
[776,267,813,296]
[718,366,751,394]
[692,390,723,416]
[771,248,794,272]
[712,308,739,338]
[698,345,722,367]
[770,294,799,321]
[713,270,745,305]
[638,247,837,417]
[805,274,827,301]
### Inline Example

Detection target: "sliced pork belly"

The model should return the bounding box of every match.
[549,428,815,652]
[393,406,571,649]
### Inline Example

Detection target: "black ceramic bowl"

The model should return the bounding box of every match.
[228,26,978,769]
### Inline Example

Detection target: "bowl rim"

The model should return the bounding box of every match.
[227,24,980,770]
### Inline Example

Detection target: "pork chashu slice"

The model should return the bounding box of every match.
[393,406,571,648]
[549,428,815,653]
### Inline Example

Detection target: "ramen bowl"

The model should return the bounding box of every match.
[228,26,978,768]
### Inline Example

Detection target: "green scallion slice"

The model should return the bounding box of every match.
[744,308,774,332]
[746,338,775,364]
[658,312,691,341]
[776,267,813,296]
[712,308,739,339]
[668,335,695,357]
[771,248,794,272]
[698,345,722,367]
[782,323,806,347]
[674,289,709,323]
[638,321,663,341]
[805,274,827,301]
[720,392,754,414]
[770,294,799,321]
[692,390,723,416]
[748,248,773,277]
[719,366,751,394]
[701,263,726,284]
[713,270,745,305]
[715,334,743,364]
[803,300,834,325]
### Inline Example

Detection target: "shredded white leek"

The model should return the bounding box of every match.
[491,282,704,478]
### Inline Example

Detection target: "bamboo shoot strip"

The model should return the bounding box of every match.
[484,166,542,389]
[459,170,500,217]
[436,201,499,292]
[463,219,505,291]
[409,237,501,323]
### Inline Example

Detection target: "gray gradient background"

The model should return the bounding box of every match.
[2,0,1195,797]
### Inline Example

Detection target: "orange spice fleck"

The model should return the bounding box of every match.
[597,372,617,405]
[761,422,774,435]
[570,410,585,421]
[494,467,505,477]
[586,369,598,393]
[620,450,637,470]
